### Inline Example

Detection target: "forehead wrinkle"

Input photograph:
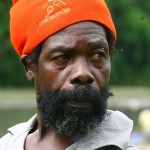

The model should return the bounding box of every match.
[59,27,106,38]
[51,36,107,48]
[45,22,107,44]
[56,21,106,37]
[51,28,107,46]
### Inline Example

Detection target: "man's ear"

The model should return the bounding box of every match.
[20,55,35,81]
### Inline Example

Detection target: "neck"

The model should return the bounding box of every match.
[33,114,84,149]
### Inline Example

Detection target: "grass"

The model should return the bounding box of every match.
[112,86,150,97]
[0,87,35,101]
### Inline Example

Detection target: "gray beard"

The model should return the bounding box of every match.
[37,85,112,136]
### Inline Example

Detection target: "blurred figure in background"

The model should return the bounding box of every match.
[138,109,150,142]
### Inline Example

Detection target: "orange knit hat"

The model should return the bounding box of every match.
[10,0,116,56]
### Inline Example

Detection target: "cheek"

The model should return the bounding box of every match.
[36,64,68,92]
[104,61,111,81]
[94,61,111,88]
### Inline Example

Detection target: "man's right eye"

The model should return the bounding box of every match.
[53,54,70,64]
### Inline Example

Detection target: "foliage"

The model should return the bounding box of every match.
[107,0,150,85]
[0,0,150,86]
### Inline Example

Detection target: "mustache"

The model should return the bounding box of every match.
[37,85,112,106]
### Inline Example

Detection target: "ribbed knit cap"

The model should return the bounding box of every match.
[10,0,116,56]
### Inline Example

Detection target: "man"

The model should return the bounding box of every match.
[0,0,137,149]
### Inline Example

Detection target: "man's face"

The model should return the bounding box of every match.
[34,21,111,136]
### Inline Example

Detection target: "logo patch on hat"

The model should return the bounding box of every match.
[39,0,71,26]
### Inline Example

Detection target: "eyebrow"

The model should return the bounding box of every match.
[49,46,73,54]
[49,40,108,53]
[87,40,109,51]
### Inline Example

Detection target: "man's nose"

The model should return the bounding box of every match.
[70,58,94,85]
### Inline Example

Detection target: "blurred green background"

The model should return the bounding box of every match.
[0,0,150,86]
[0,0,150,148]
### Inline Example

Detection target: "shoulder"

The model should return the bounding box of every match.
[106,110,139,150]
[98,110,138,149]
[0,122,27,150]
[0,115,37,150]
[0,133,13,150]
[106,110,133,128]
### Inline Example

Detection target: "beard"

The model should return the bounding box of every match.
[37,85,112,136]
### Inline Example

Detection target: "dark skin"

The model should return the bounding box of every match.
[21,21,111,150]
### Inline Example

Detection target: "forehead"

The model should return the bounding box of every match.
[42,21,107,49]
[58,21,106,36]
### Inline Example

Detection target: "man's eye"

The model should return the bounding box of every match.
[91,51,106,60]
[54,55,69,62]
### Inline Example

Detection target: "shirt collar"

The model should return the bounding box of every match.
[8,111,133,150]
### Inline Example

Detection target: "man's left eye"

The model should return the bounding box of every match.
[91,51,106,60]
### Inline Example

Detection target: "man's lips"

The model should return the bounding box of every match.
[67,100,92,108]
